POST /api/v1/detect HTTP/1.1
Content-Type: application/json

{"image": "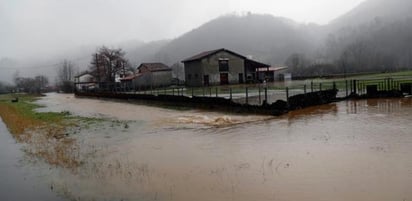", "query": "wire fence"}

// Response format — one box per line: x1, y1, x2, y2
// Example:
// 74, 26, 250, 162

75, 77, 412, 106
